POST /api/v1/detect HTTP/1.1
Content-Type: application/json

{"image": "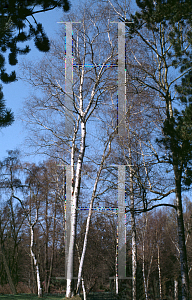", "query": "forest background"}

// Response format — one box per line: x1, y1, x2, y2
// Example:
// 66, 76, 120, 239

0, 0, 192, 300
